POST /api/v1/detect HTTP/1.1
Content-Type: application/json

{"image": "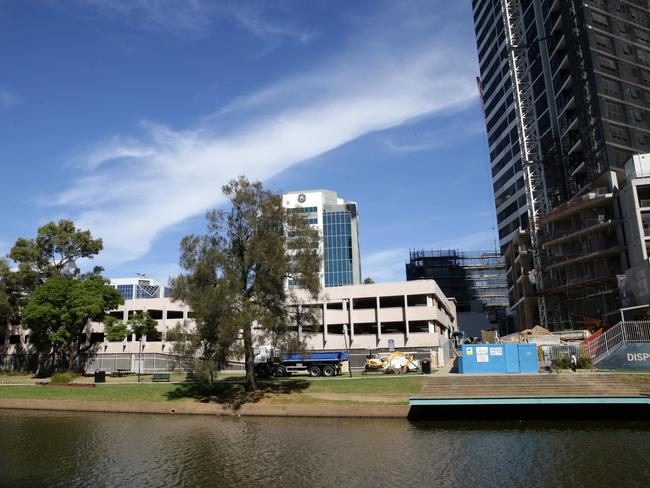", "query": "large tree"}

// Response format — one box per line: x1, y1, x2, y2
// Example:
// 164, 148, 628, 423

171, 176, 321, 391
22, 275, 123, 371
128, 312, 159, 340
9, 219, 103, 286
